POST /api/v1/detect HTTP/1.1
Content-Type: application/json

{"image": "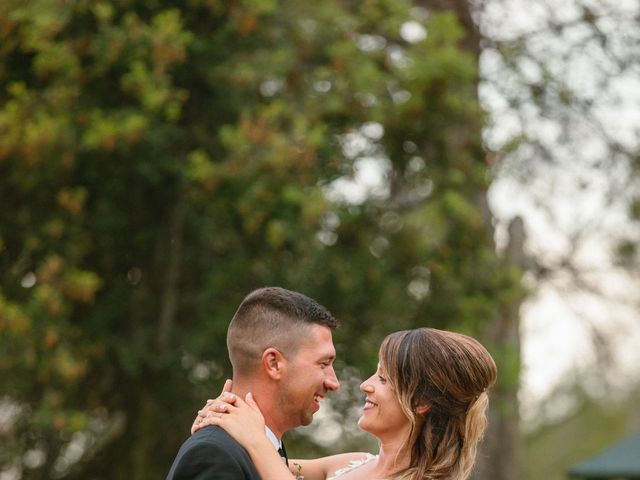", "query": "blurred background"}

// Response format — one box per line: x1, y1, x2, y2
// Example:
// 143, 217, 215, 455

1, 0, 639, 479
